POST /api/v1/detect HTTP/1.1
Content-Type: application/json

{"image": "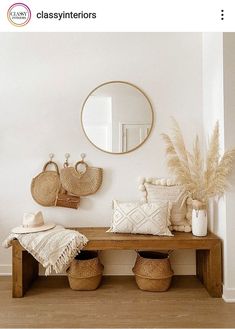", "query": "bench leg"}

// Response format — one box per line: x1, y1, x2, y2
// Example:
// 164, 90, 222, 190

12, 243, 39, 298
196, 242, 222, 297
